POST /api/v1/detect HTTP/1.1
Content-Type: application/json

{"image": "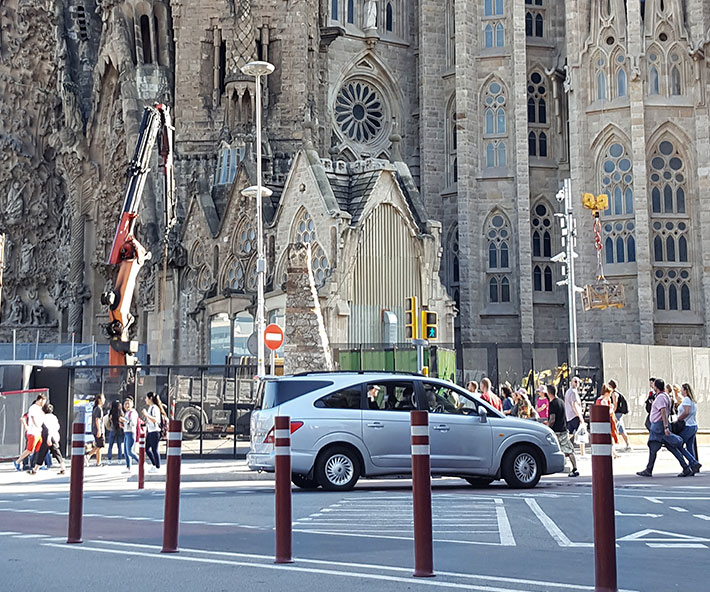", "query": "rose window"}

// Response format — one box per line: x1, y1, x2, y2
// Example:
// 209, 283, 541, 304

335, 81, 384, 143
